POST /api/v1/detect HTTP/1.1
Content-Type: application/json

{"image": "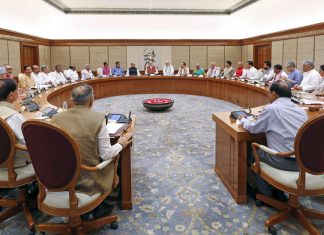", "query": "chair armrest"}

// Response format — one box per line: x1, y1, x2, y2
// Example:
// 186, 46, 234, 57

15, 144, 28, 151
81, 159, 112, 172
258, 145, 279, 155
251, 143, 295, 174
